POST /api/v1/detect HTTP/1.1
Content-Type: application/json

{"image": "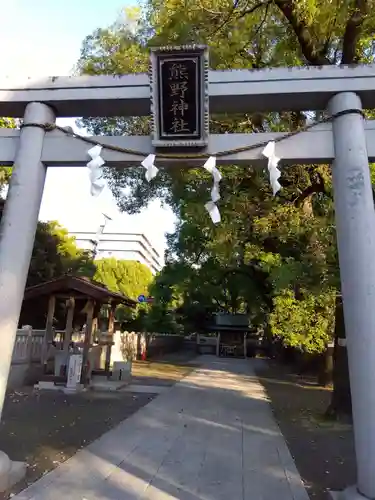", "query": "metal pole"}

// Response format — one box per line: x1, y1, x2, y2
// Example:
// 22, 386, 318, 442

0, 102, 55, 421
329, 92, 375, 500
